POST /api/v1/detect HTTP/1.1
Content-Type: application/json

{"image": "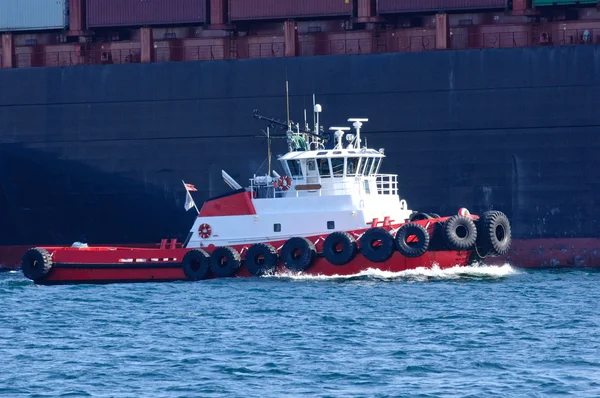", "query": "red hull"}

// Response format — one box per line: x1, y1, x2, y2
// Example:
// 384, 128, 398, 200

5, 238, 600, 272
38, 250, 472, 285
